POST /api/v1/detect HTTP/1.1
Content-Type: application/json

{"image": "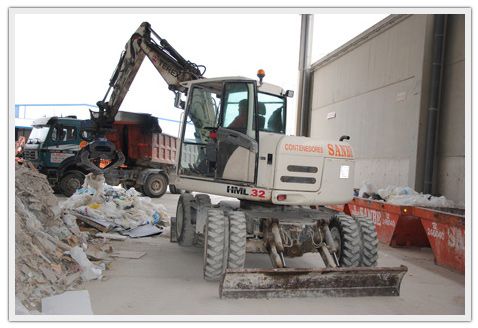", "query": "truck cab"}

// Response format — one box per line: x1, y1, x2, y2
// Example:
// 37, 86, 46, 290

22, 113, 177, 197
23, 116, 85, 193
